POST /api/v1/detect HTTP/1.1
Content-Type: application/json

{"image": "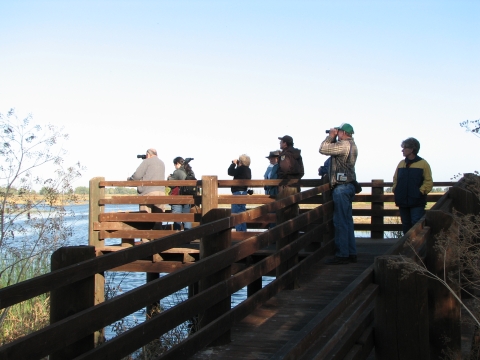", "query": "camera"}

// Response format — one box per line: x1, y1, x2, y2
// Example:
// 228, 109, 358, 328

336, 172, 347, 182
325, 130, 330, 134
137, 154, 146, 159
184, 157, 194, 164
